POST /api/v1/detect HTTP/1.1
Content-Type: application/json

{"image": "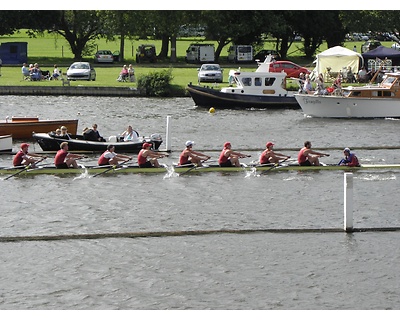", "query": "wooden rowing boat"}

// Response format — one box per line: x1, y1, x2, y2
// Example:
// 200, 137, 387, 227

0, 117, 78, 139
2, 163, 400, 176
